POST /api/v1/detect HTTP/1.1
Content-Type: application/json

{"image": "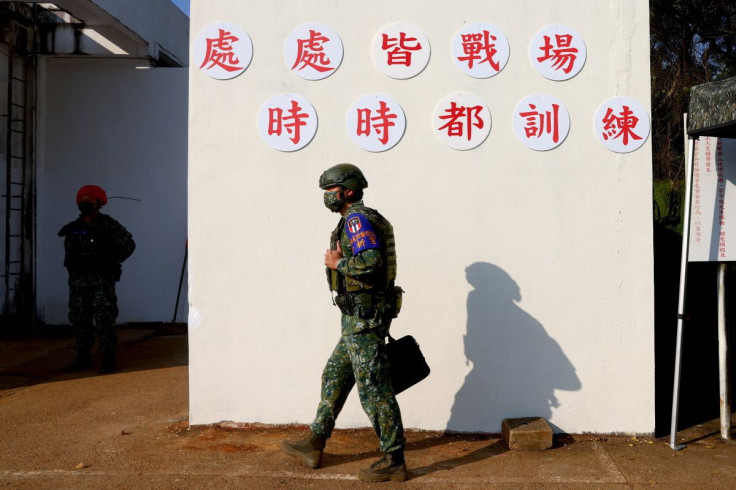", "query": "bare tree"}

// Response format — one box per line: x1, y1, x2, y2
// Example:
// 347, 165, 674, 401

650, 0, 736, 184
